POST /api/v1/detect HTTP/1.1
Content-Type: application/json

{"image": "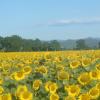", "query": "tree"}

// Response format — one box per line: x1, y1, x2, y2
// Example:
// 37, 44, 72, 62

1, 35, 23, 51
0, 35, 62, 52
0, 36, 3, 50
32, 39, 42, 51
98, 42, 100, 49
75, 39, 89, 50
50, 40, 61, 51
